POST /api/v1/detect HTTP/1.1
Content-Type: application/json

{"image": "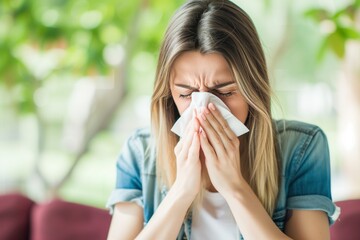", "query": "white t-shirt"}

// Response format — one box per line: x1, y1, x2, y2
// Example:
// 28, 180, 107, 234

190, 191, 239, 240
